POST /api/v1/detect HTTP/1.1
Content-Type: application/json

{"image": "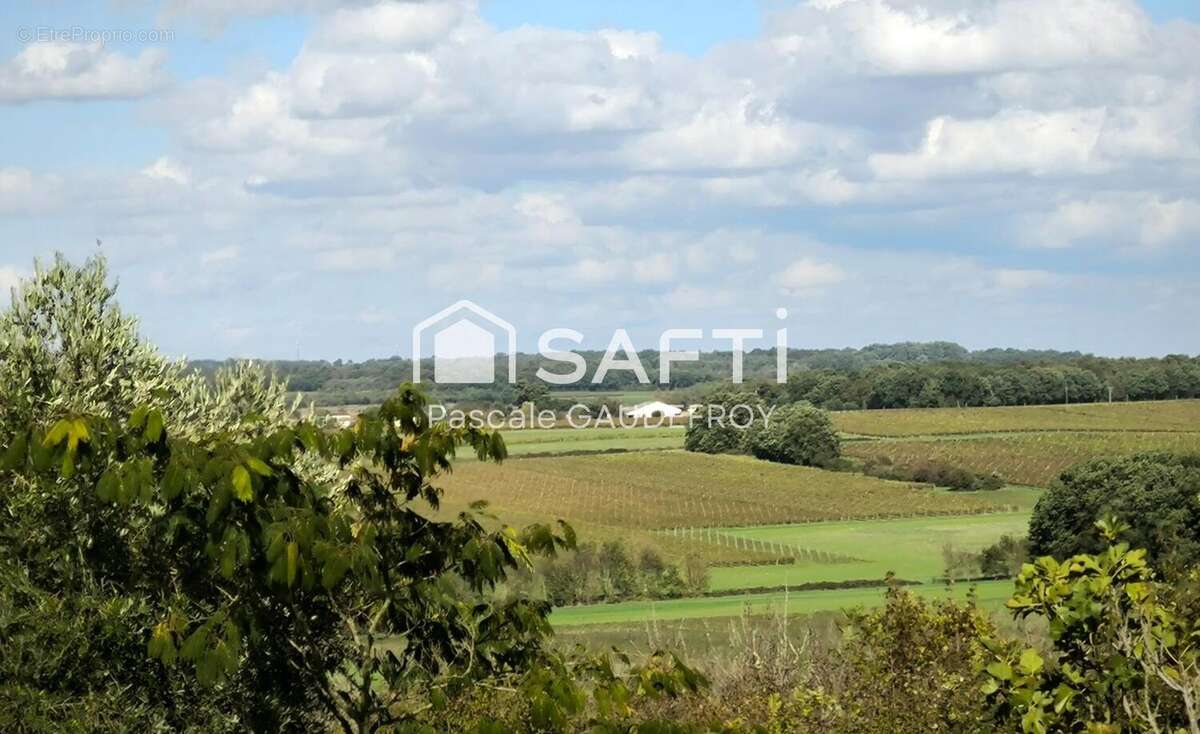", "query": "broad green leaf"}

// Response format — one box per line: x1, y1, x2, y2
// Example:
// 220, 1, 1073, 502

144, 409, 164, 443
986, 661, 1013, 681
245, 456, 274, 477
231, 465, 253, 502
43, 419, 71, 448
96, 468, 119, 502
161, 460, 185, 501
129, 405, 149, 431
1019, 648, 1044, 675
